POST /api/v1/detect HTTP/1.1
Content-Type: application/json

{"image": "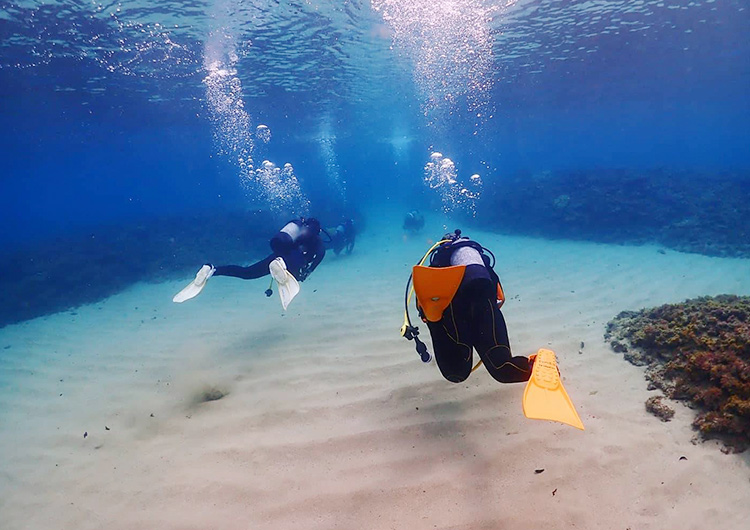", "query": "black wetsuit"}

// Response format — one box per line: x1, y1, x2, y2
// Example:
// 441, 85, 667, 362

331, 220, 355, 255
422, 239, 531, 384
213, 220, 326, 282
403, 210, 424, 232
